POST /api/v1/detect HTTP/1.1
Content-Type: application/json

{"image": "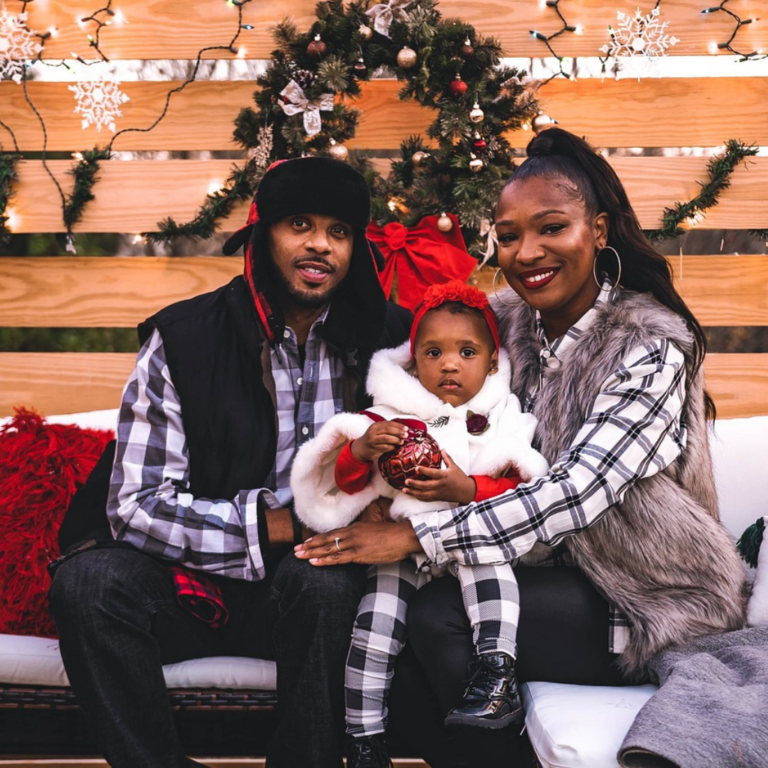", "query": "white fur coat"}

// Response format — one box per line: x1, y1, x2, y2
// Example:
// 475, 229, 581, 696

290, 341, 549, 533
